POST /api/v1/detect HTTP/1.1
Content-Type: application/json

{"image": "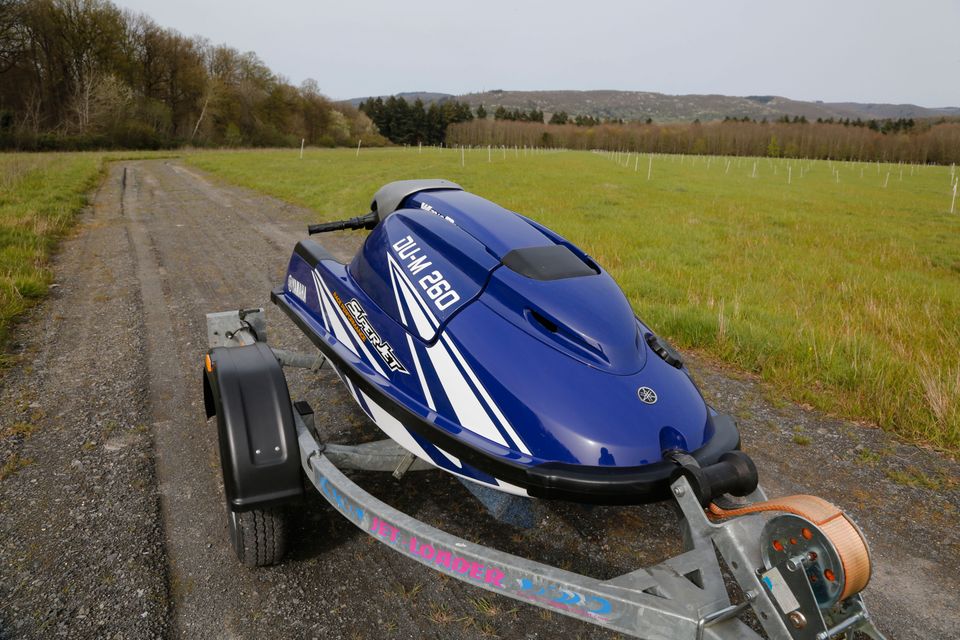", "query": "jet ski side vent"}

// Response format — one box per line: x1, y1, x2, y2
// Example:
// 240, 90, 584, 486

526, 308, 610, 365
529, 309, 558, 333
646, 333, 684, 368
